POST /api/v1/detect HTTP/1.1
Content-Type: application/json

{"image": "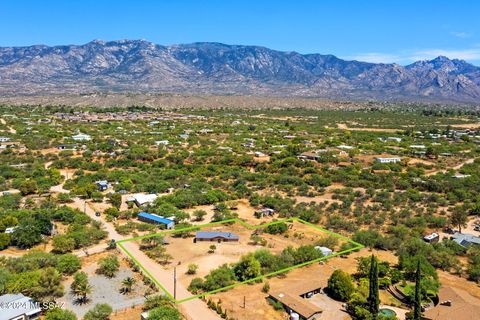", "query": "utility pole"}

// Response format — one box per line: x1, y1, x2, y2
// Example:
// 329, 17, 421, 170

174, 267, 177, 300
243, 296, 246, 309
84, 200, 86, 214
